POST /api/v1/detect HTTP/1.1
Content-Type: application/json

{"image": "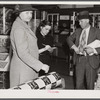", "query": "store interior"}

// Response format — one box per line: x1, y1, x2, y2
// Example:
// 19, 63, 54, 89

0, 4, 100, 89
